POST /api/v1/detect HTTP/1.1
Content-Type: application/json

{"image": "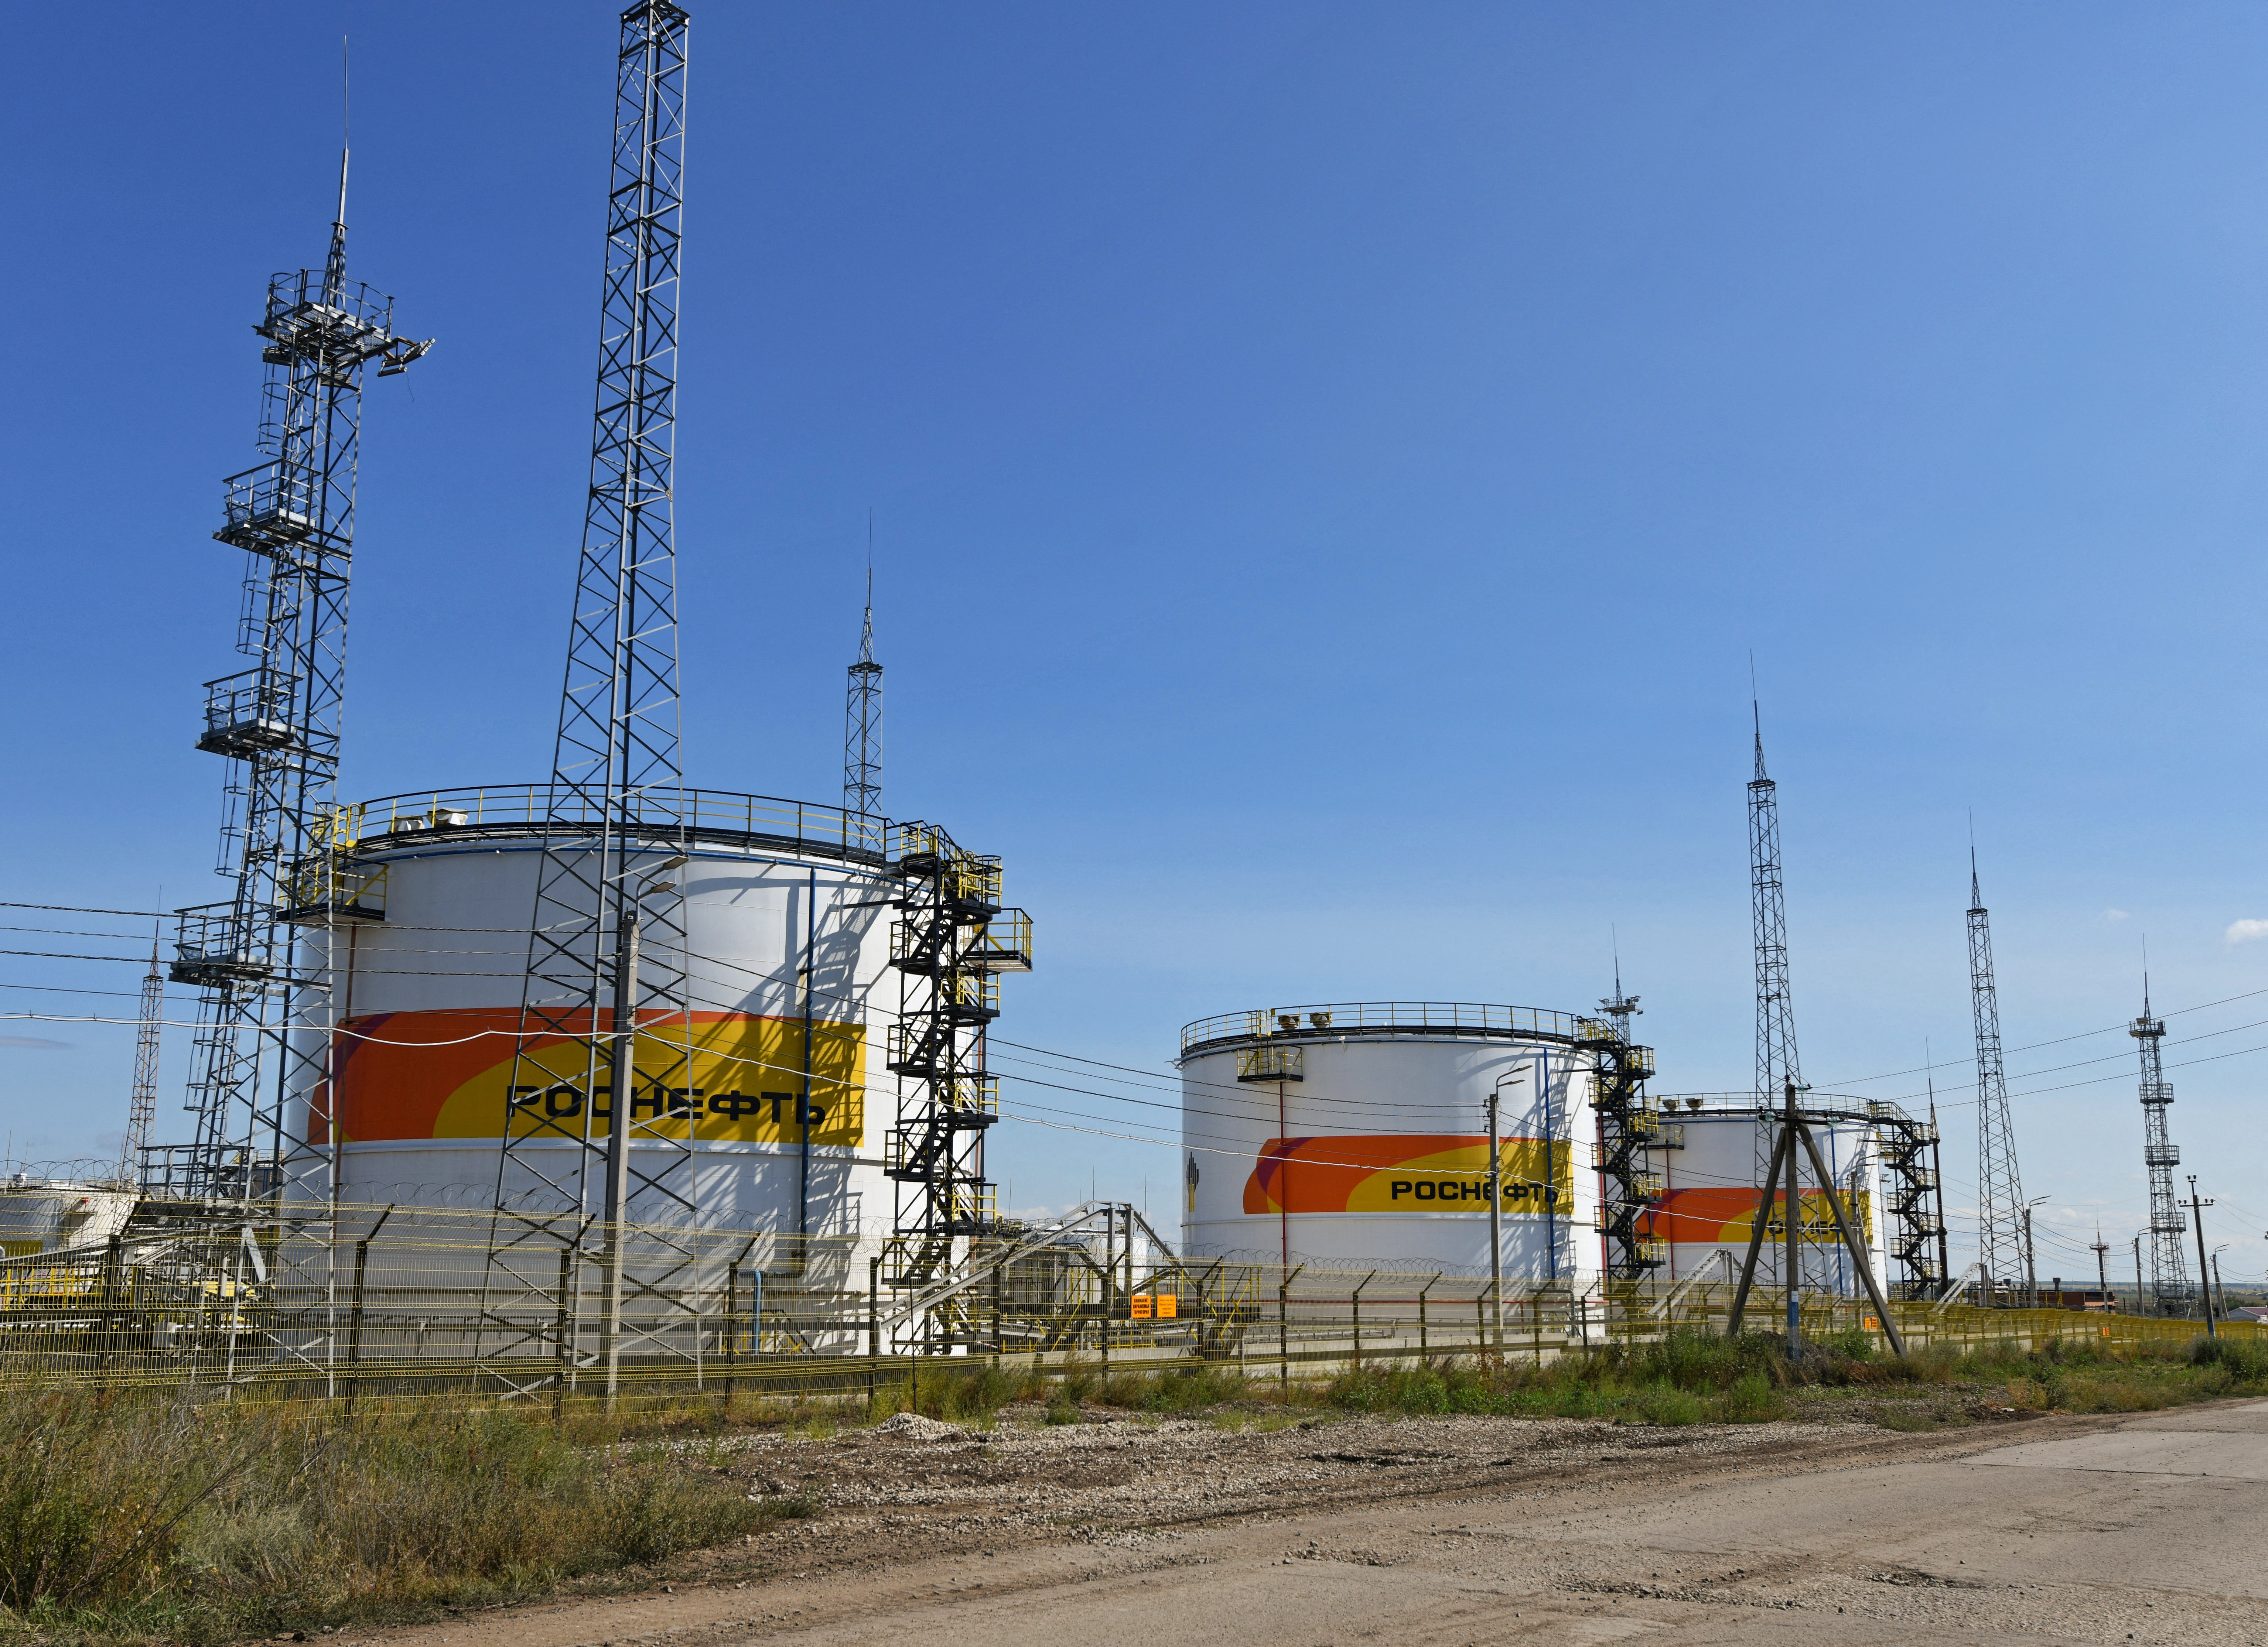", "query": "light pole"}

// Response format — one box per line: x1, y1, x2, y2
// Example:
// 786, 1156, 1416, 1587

2019, 1197, 2048, 1310
1486, 1069, 1528, 1353
600, 851, 689, 1408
